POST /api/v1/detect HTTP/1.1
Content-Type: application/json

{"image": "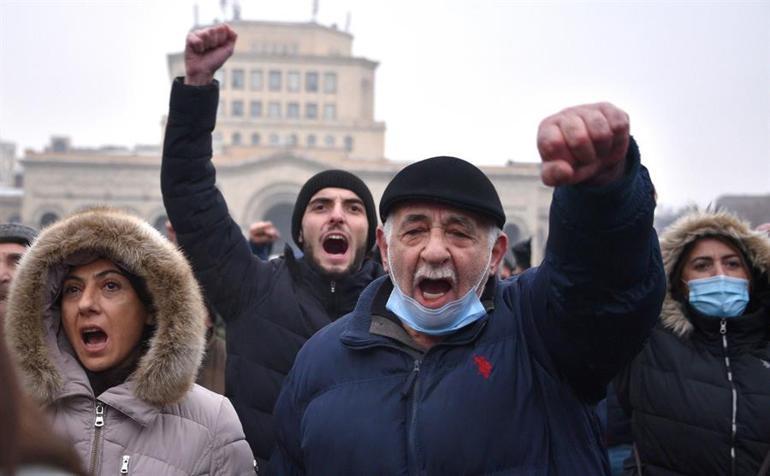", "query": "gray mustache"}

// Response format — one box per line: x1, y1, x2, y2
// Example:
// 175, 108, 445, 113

414, 264, 456, 285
